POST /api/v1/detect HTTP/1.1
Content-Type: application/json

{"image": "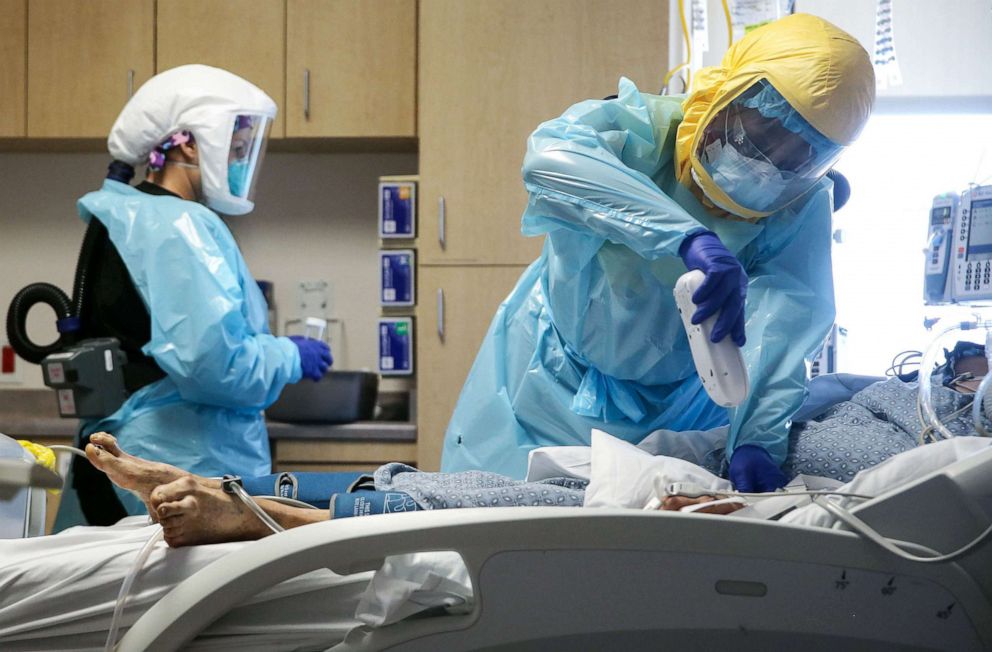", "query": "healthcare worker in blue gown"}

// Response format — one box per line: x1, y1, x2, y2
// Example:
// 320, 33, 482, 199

441, 14, 876, 491
55, 65, 331, 528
